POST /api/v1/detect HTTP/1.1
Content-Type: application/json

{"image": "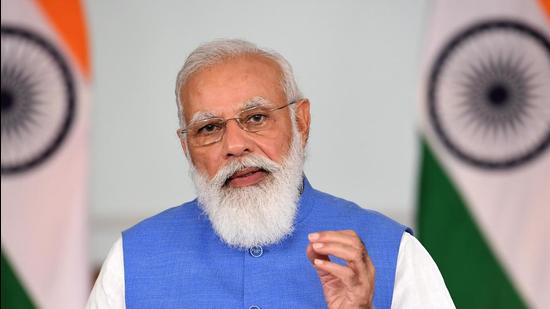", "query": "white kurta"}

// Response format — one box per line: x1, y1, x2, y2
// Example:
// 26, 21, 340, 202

88, 233, 455, 308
